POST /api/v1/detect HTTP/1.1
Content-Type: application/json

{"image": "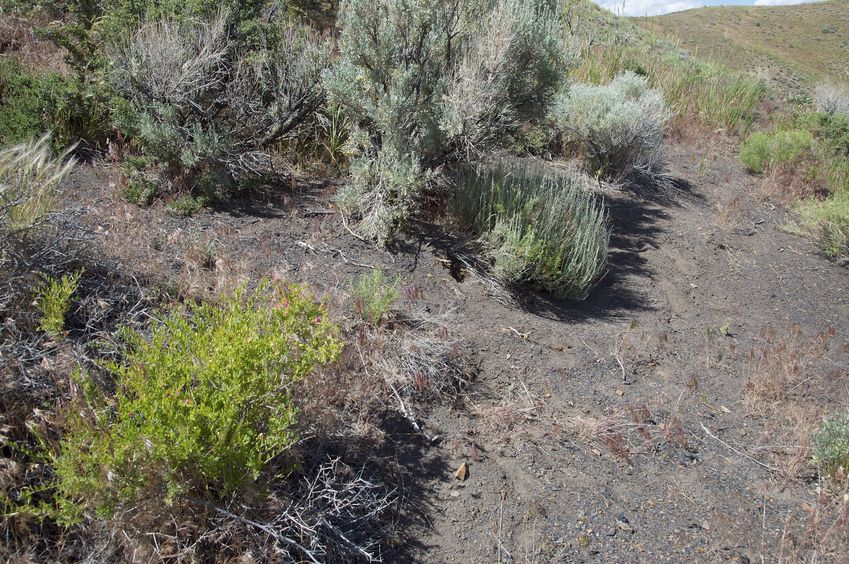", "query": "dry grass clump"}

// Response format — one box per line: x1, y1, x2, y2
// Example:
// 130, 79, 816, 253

742, 325, 849, 484
814, 83, 849, 117
468, 380, 545, 443
569, 404, 689, 462
744, 325, 839, 408
0, 135, 74, 230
